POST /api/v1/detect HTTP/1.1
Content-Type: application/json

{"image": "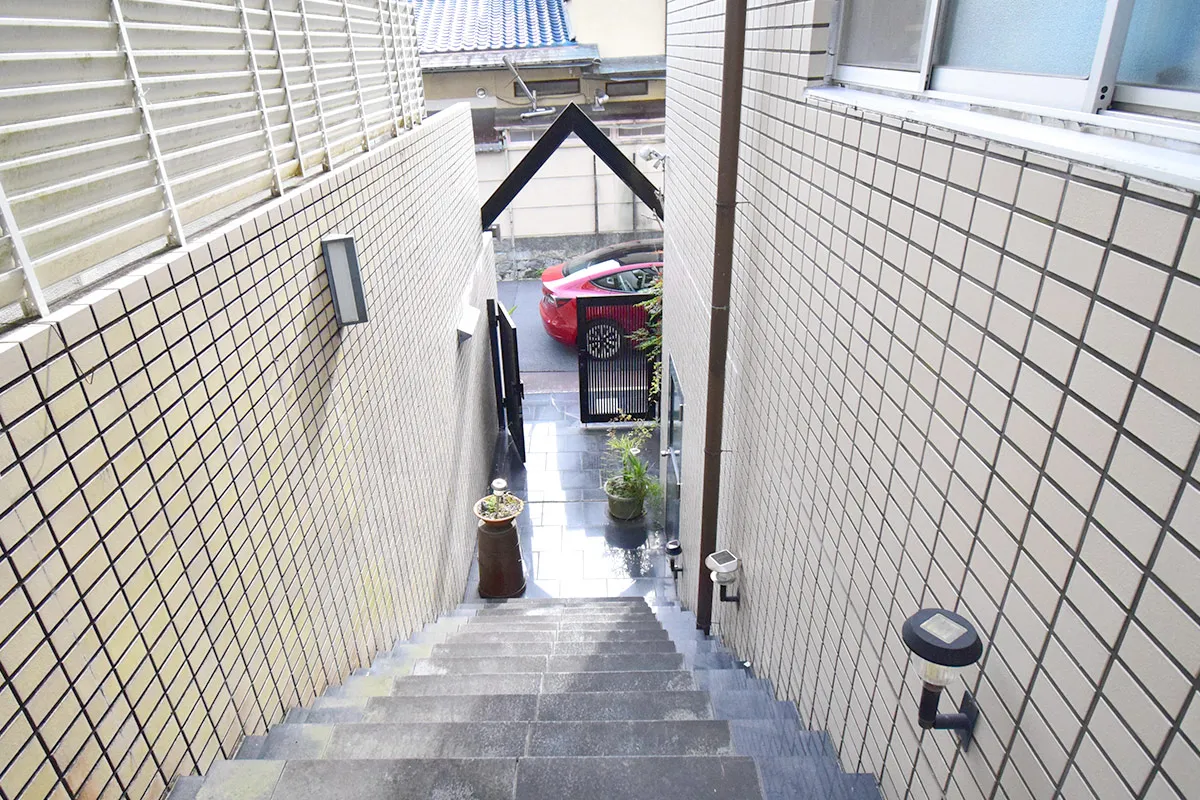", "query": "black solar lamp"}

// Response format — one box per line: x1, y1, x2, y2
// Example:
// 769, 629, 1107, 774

665, 539, 683, 578
902, 608, 983, 750
321, 234, 368, 325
